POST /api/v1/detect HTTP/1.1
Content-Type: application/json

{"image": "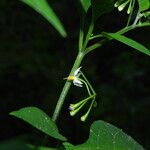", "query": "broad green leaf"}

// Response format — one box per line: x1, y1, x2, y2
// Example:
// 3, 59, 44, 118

20, 0, 67, 37
10, 107, 67, 141
80, 0, 91, 12
103, 32, 150, 56
91, 0, 114, 21
63, 120, 144, 150
138, 0, 150, 12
